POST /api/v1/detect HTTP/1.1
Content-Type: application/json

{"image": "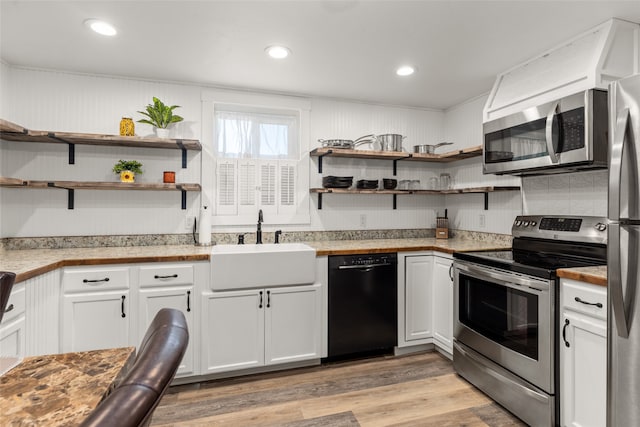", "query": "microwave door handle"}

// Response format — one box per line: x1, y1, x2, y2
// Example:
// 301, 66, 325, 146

545, 101, 560, 163
609, 223, 630, 338
609, 108, 630, 221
